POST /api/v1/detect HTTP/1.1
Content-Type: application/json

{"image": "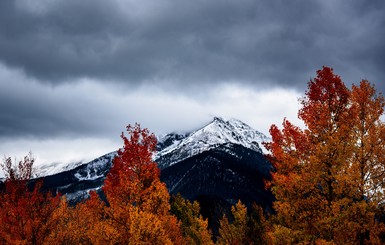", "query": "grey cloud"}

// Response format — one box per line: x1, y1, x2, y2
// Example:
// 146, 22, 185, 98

3, 0, 385, 164
0, 84, 100, 139
0, 67, 121, 139
0, 0, 384, 92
